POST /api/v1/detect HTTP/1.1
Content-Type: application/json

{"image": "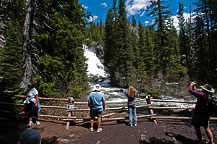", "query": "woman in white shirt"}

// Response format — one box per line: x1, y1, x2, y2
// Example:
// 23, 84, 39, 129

24, 82, 40, 126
